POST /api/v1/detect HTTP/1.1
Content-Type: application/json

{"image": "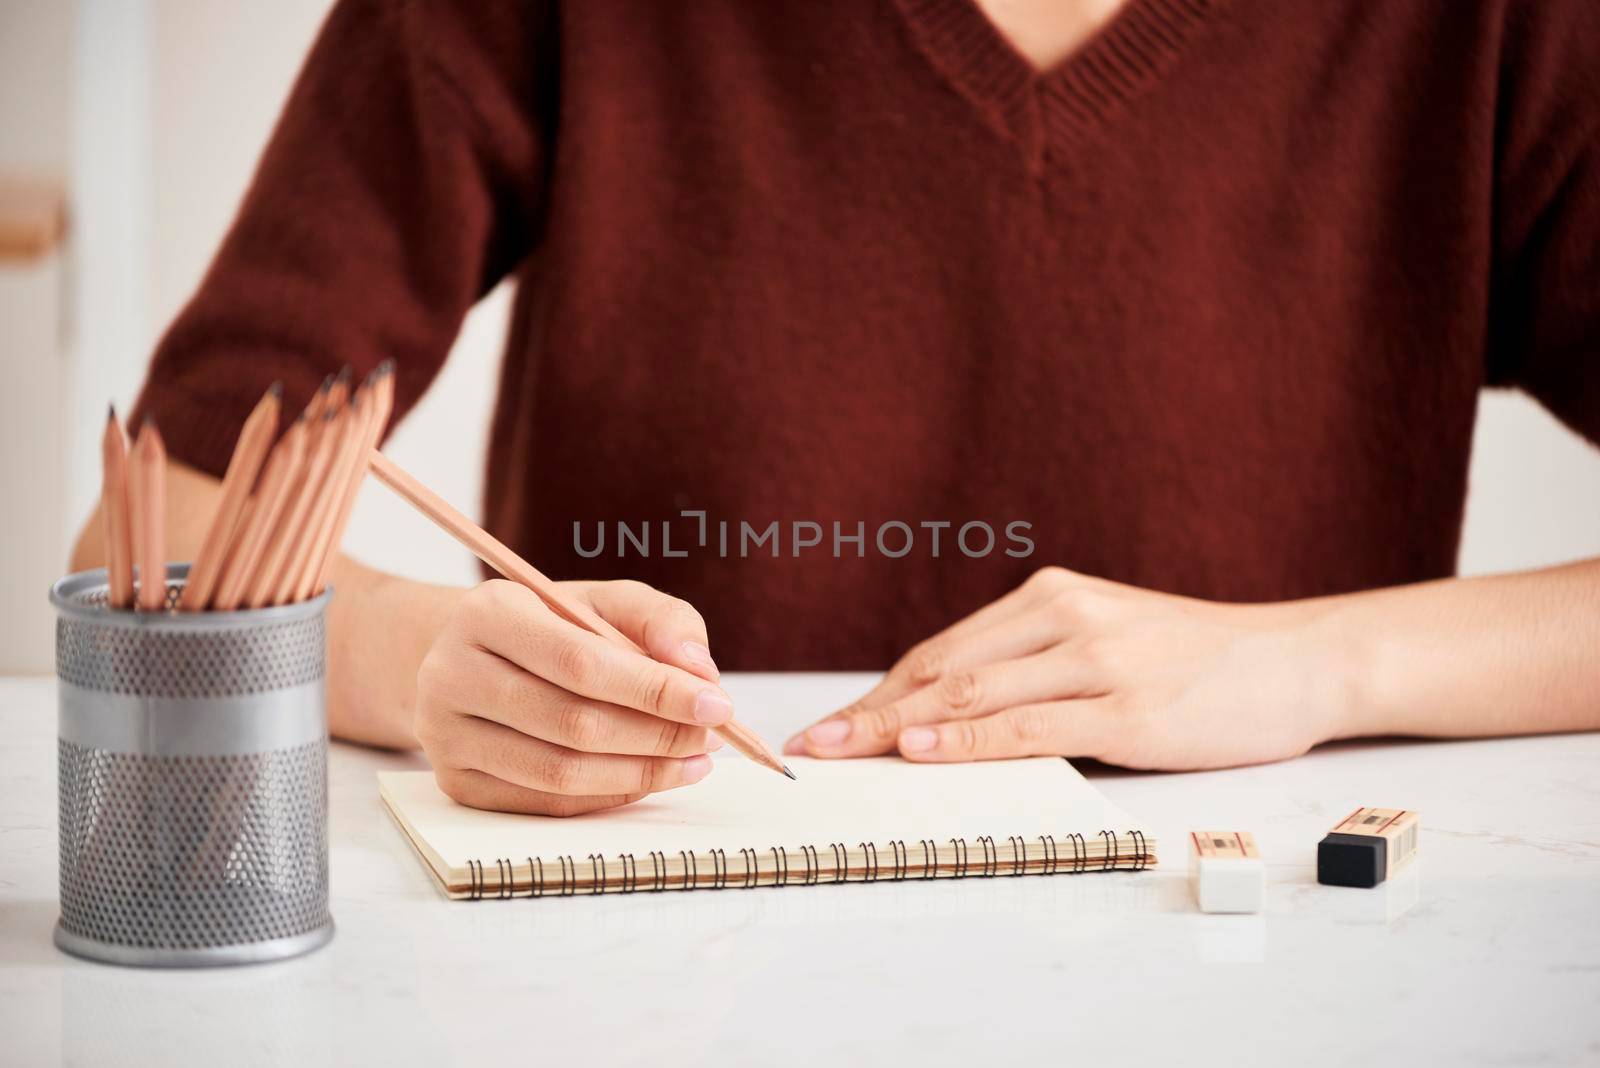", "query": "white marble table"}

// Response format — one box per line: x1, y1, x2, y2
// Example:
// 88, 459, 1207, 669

2, 673, 1597, 1067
